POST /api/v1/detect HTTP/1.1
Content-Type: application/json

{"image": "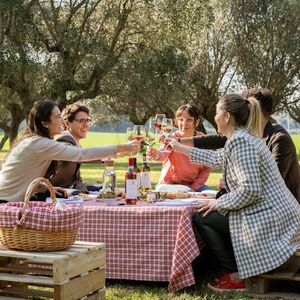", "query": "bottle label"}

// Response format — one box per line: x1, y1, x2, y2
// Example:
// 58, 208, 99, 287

141, 172, 151, 189
126, 179, 138, 199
